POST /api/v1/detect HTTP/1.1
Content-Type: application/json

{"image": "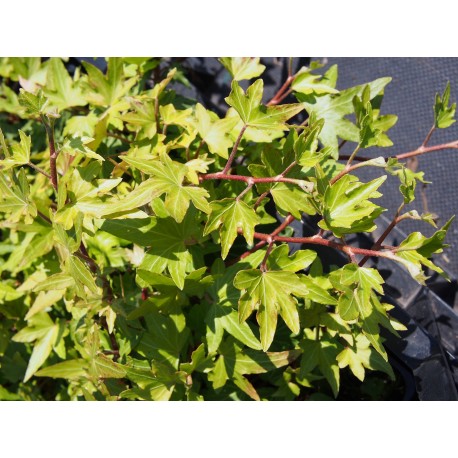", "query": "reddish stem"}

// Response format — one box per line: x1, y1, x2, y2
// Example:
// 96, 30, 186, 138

231, 214, 296, 265
250, 231, 395, 260
201, 172, 304, 186
359, 205, 404, 267
222, 125, 247, 174
267, 75, 294, 106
